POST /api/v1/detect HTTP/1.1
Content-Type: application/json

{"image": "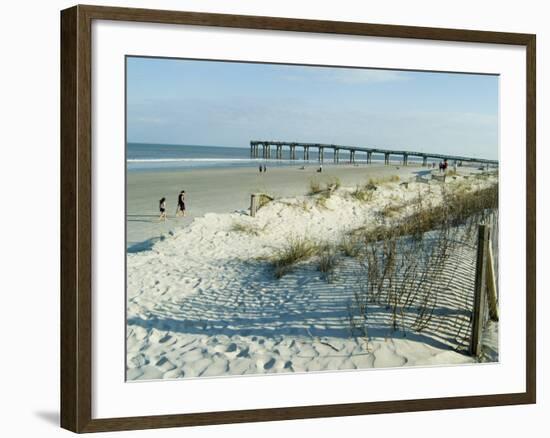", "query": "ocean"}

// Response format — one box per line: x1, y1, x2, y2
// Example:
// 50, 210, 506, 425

126, 142, 427, 172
